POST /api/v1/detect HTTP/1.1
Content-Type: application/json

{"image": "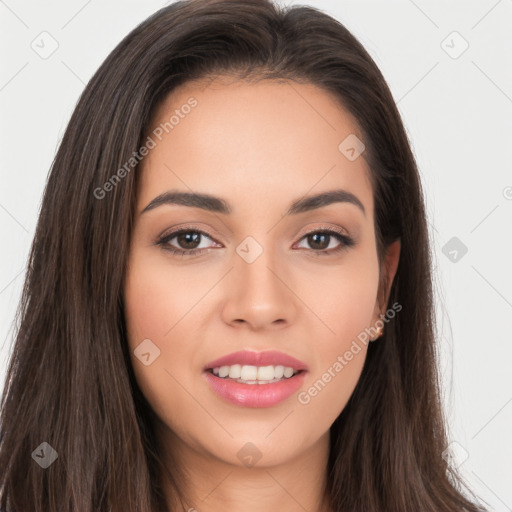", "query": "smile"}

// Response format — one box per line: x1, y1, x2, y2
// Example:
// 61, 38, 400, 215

203, 349, 309, 407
